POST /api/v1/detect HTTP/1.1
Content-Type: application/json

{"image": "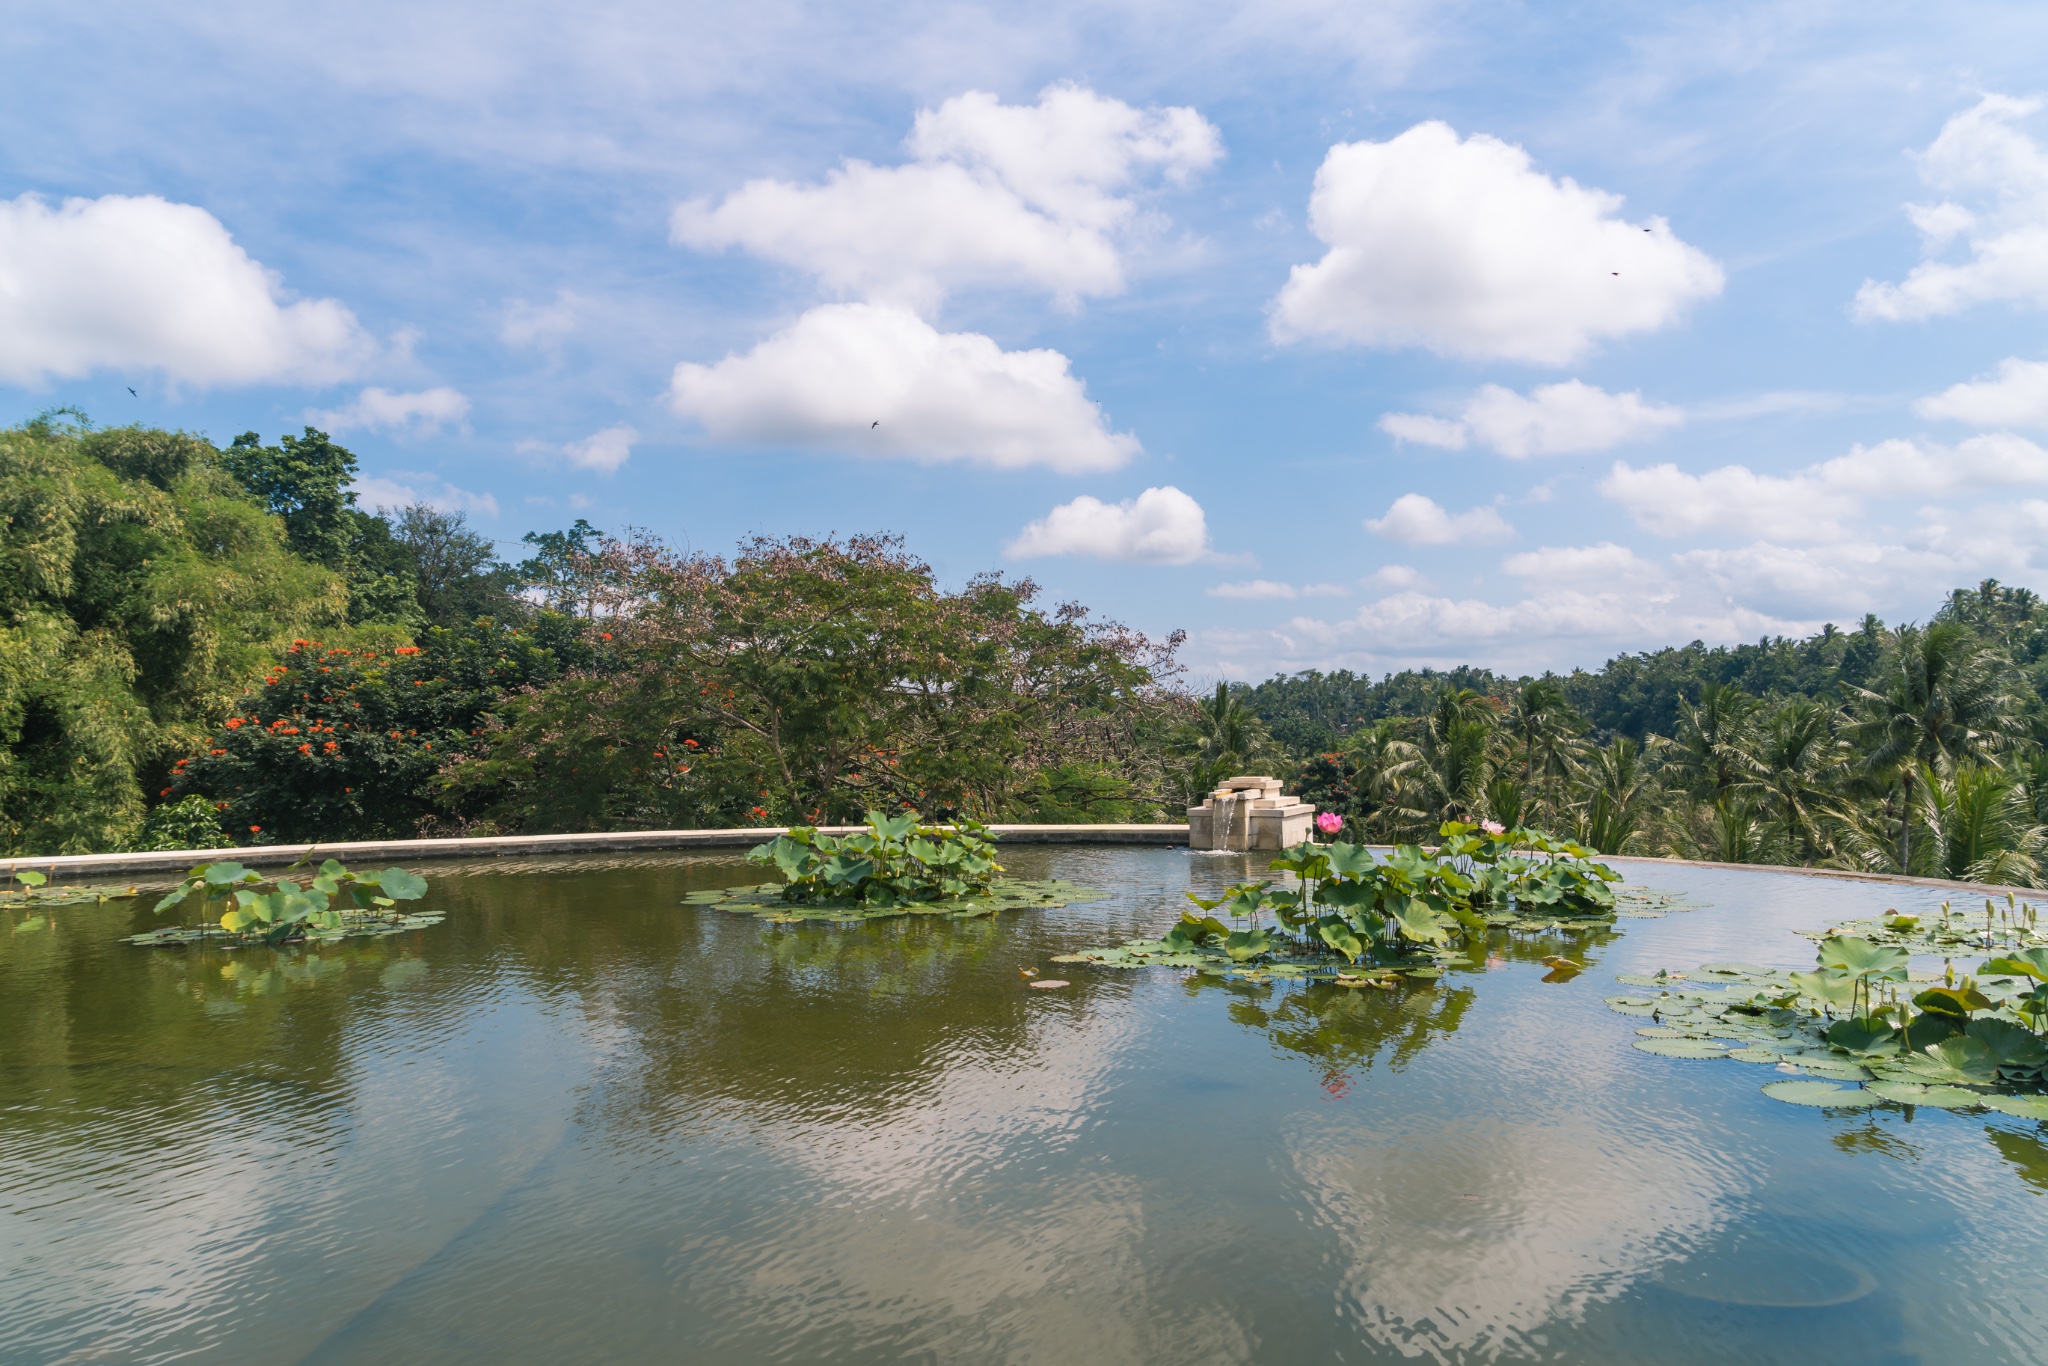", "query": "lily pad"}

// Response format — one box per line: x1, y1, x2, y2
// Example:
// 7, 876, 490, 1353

1634, 1039, 1730, 1058
1864, 1081, 1982, 1109
1983, 1094, 2048, 1121
1762, 1080, 1877, 1108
